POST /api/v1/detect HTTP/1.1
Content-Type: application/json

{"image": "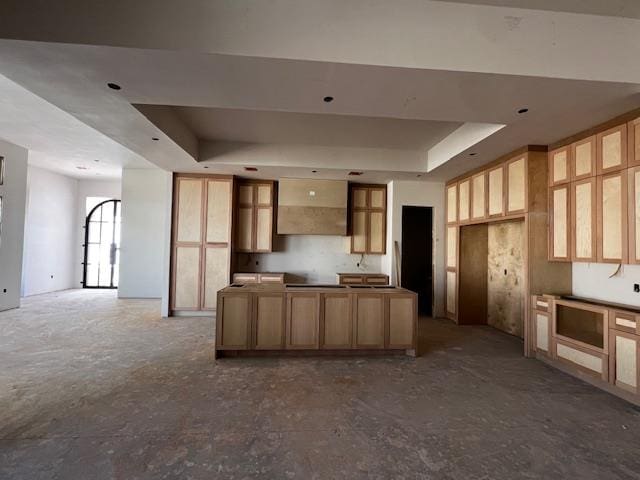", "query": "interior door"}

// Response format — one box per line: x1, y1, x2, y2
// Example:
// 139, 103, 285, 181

83, 199, 121, 288
401, 206, 433, 316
